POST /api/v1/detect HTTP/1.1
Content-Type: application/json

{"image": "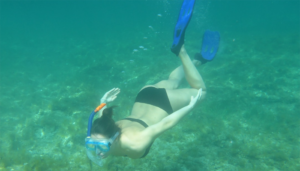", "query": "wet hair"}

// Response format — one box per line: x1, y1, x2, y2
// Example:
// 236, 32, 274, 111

91, 106, 121, 138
